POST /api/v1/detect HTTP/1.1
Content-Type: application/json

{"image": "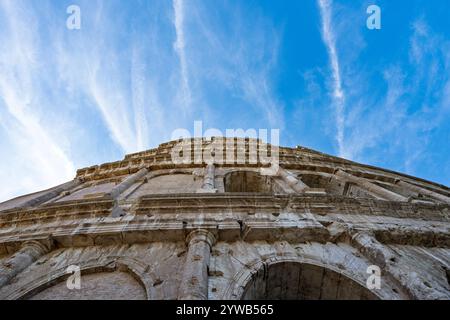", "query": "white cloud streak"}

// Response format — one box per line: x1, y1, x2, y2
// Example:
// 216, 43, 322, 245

2, 0, 390, 203
317, 0, 346, 157
312, 6, 450, 182
173, 0, 192, 109
54, 3, 167, 154
131, 46, 150, 151
188, 2, 284, 129
79, 9, 147, 154
0, 0, 75, 201
88, 76, 138, 154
